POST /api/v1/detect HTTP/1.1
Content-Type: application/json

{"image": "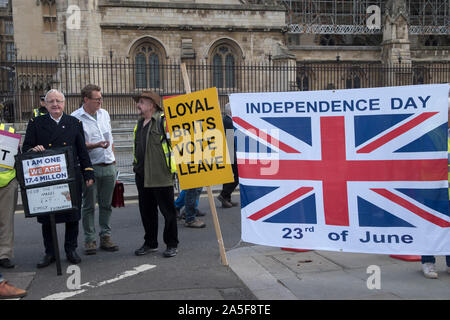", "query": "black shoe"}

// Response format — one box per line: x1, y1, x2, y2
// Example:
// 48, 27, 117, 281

66, 251, 81, 264
163, 247, 177, 258
37, 254, 56, 268
217, 194, 233, 208
135, 244, 158, 256
0, 258, 15, 269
